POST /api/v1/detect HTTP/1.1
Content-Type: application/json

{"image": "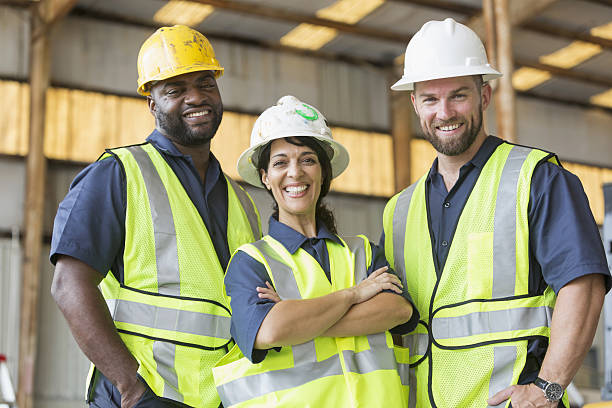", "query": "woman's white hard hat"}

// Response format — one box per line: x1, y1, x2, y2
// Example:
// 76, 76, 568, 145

392, 18, 502, 91
237, 95, 350, 187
